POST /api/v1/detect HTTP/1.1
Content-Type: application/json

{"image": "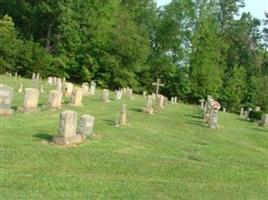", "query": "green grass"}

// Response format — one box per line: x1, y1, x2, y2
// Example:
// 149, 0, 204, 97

0, 75, 268, 199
